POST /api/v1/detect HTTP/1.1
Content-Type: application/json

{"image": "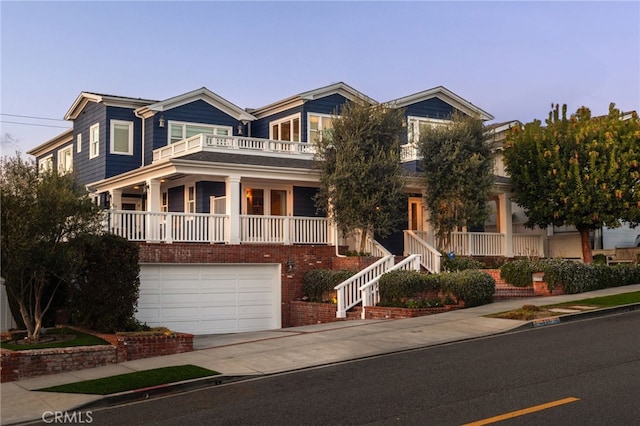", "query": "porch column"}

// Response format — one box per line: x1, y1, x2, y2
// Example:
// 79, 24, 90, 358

146, 179, 161, 212
226, 175, 241, 244
109, 188, 122, 210
497, 193, 514, 257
